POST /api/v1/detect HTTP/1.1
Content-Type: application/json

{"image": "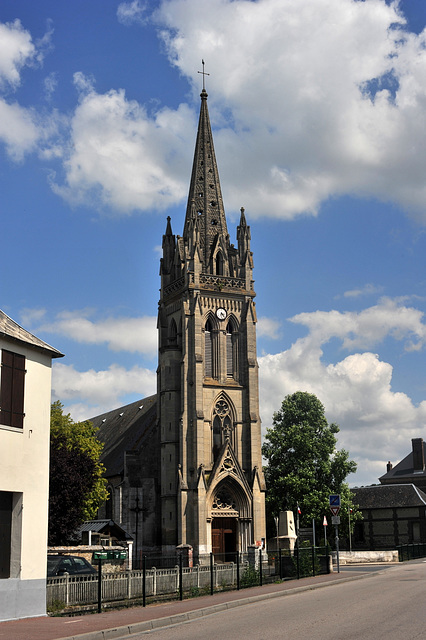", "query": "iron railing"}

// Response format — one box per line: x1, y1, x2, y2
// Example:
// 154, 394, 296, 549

47, 547, 330, 612
397, 543, 426, 562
